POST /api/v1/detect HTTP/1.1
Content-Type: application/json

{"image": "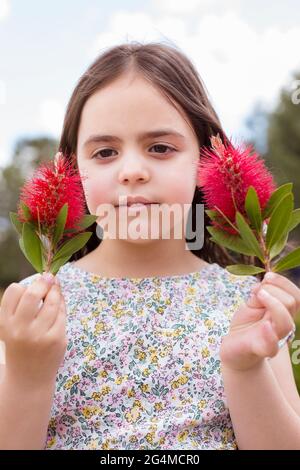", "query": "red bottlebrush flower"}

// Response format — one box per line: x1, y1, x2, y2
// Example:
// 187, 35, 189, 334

11, 151, 97, 274
197, 135, 276, 233
17, 152, 86, 233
